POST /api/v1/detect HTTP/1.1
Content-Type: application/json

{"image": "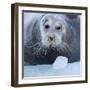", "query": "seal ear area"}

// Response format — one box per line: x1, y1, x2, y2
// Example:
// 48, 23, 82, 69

62, 25, 75, 45
31, 19, 42, 44
24, 19, 38, 45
